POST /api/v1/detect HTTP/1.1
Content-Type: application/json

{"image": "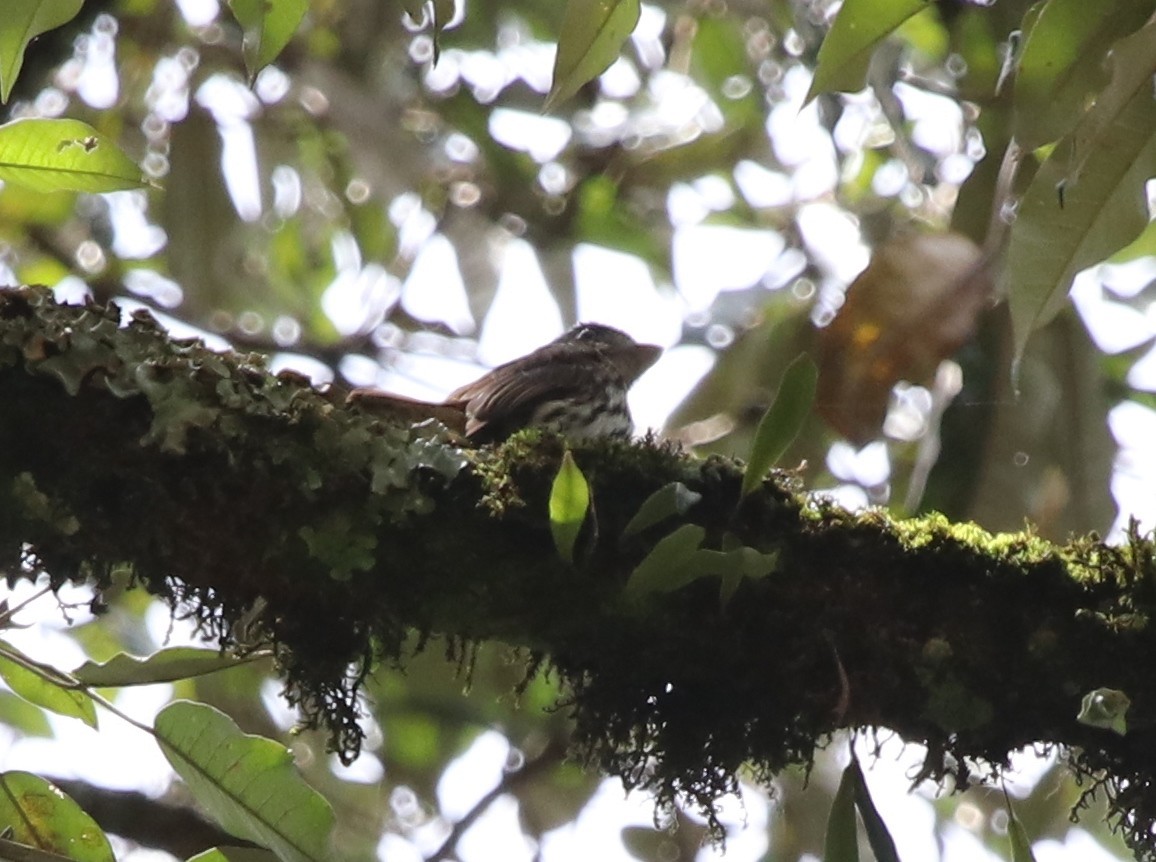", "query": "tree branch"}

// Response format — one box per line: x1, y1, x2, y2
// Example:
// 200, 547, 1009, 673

3, 286, 1156, 855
